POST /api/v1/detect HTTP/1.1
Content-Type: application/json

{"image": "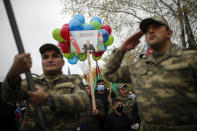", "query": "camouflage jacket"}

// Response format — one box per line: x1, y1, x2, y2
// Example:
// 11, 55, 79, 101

103, 44, 197, 131
2, 73, 89, 131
